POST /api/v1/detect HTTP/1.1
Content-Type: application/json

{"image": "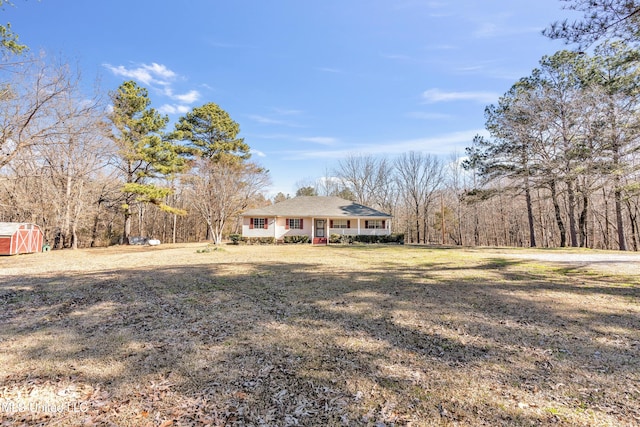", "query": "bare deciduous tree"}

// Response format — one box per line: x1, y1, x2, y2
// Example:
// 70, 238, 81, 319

187, 158, 270, 244
394, 152, 444, 243
0, 56, 72, 170
38, 86, 113, 248
335, 154, 395, 210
